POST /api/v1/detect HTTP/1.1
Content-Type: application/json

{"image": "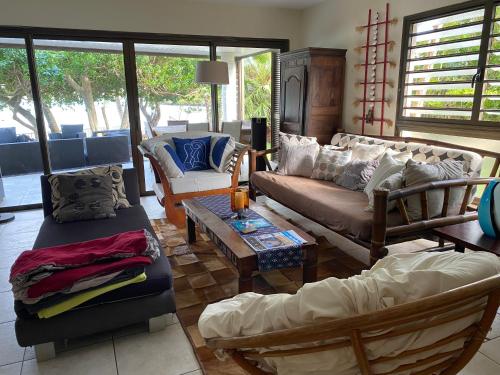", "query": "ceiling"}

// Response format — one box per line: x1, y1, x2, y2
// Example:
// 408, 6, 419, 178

192, 0, 325, 10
